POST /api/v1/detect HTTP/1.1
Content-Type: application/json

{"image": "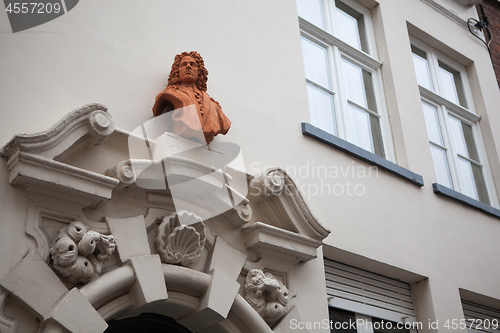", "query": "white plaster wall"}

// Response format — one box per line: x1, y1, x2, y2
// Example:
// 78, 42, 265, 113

1, 0, 500, 332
